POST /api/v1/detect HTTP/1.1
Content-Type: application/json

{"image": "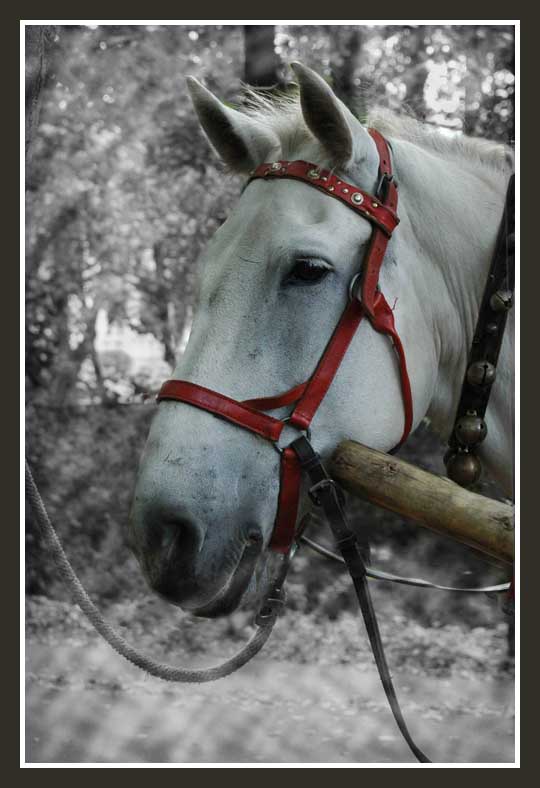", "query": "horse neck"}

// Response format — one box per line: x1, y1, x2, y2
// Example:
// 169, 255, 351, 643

393, 138, 514, 493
